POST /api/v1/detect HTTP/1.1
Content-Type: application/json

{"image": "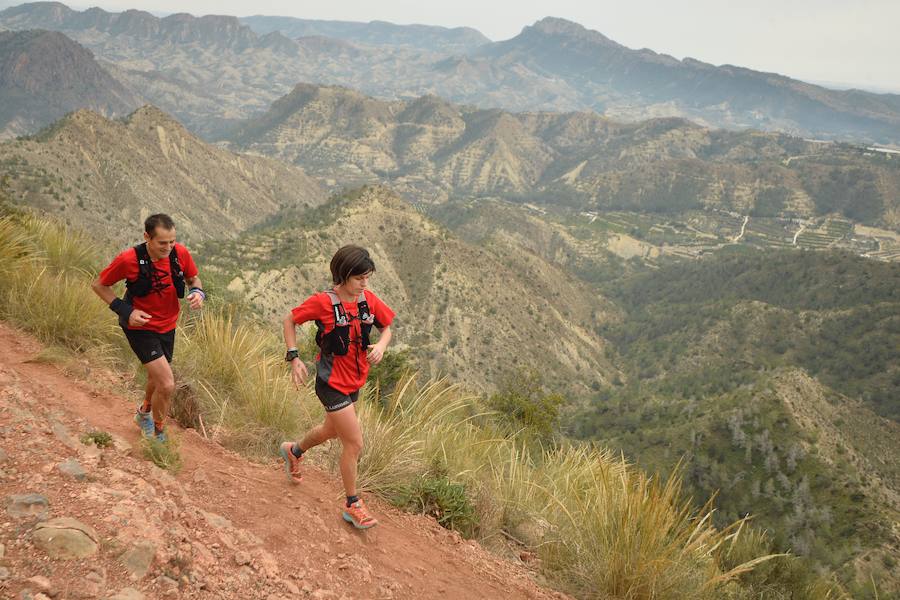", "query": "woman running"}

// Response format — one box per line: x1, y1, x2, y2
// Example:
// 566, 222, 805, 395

280, 245, 394, 529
